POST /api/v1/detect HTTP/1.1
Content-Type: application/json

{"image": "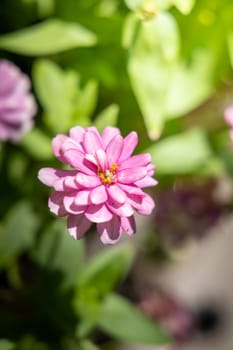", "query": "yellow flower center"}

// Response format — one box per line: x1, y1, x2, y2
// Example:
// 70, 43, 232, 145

98, 163, 118, 185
